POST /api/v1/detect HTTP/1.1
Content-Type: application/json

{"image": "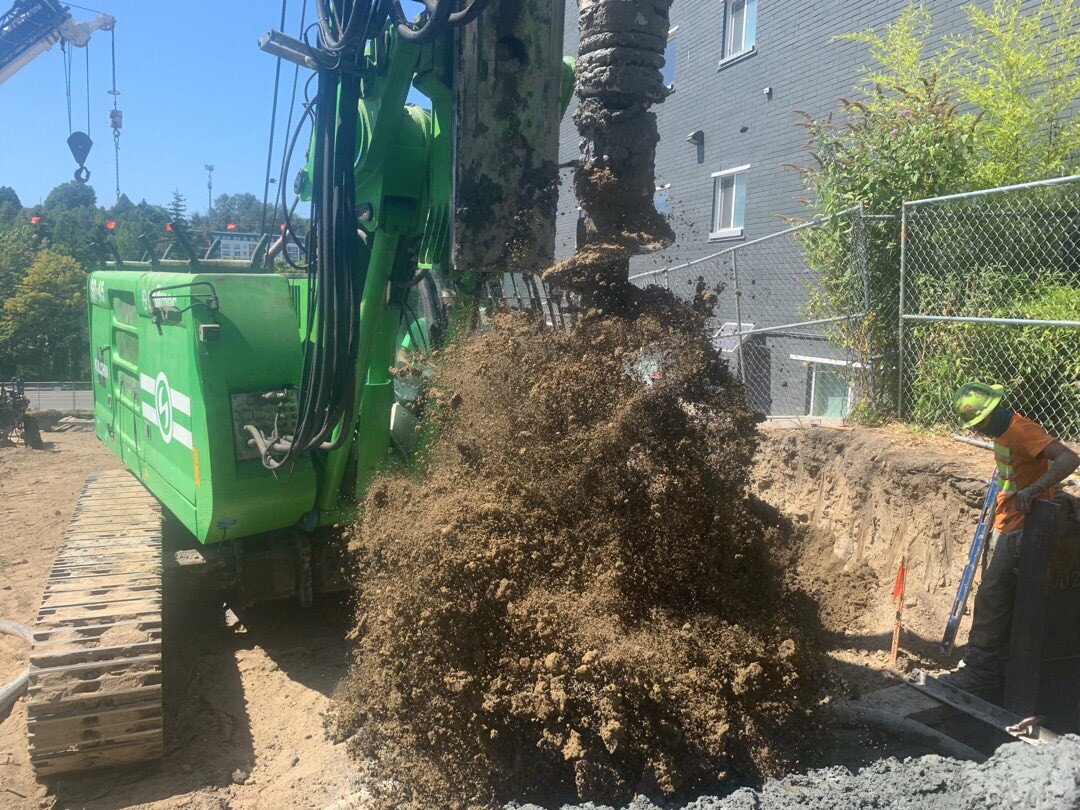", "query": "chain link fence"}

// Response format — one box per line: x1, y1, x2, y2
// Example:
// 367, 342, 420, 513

899, 175, 1080, 440
630, 207, 874, 419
